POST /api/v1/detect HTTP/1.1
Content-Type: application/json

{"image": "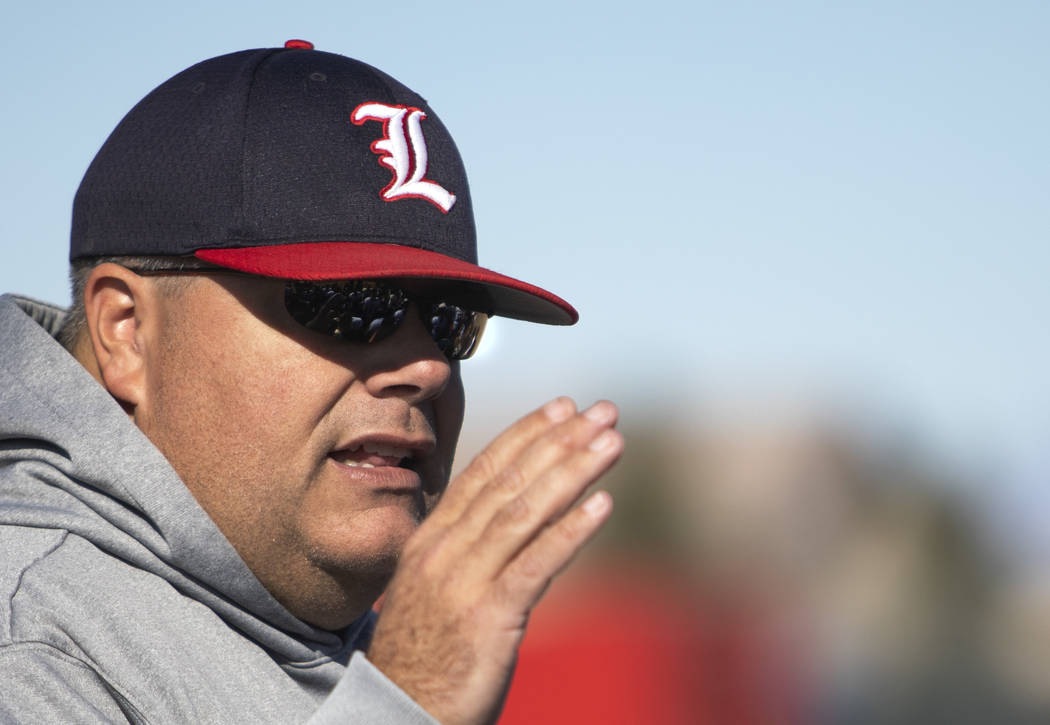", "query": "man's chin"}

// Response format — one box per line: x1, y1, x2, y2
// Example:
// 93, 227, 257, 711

307, 509, 418, 576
